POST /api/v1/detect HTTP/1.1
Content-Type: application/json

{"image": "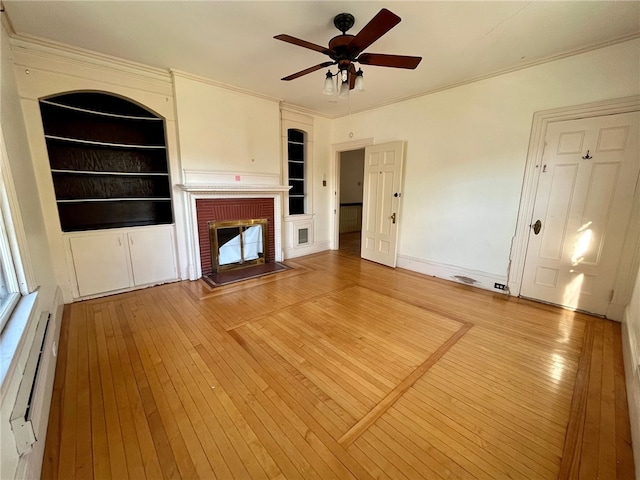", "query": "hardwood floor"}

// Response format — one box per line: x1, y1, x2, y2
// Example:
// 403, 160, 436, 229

42, 250, 635, 479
